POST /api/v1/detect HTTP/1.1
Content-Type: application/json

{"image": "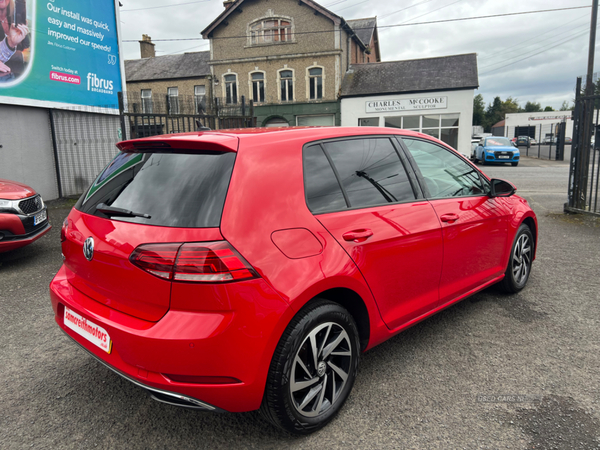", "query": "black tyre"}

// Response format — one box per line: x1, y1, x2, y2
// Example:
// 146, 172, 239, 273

499, 224, 534, 293
511, 162, 519, 167
260, 300, 360, 434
